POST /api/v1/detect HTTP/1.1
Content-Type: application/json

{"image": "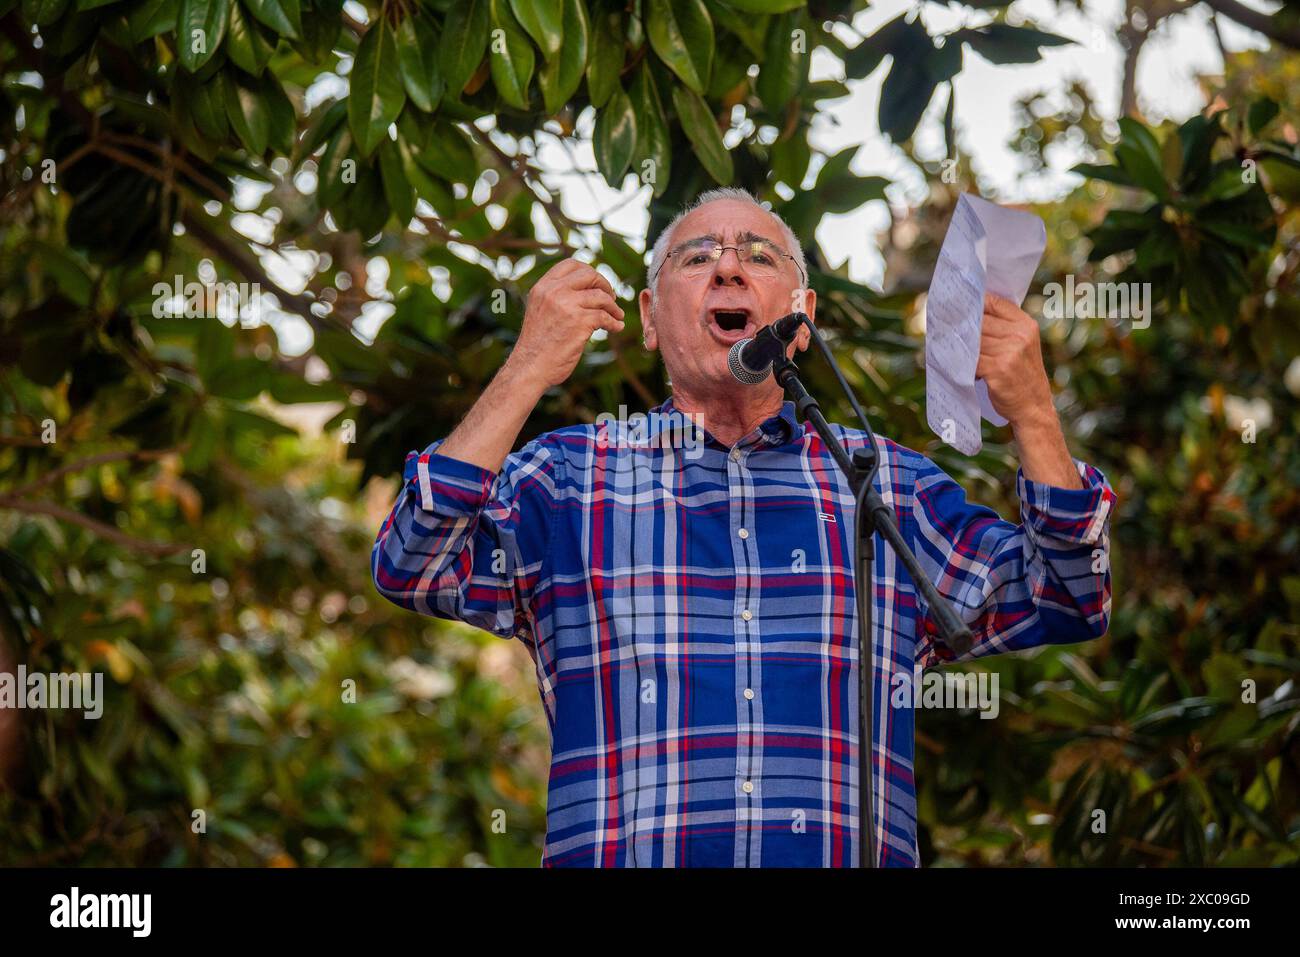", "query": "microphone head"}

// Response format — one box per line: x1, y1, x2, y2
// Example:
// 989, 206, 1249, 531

728, 339, 771, 385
